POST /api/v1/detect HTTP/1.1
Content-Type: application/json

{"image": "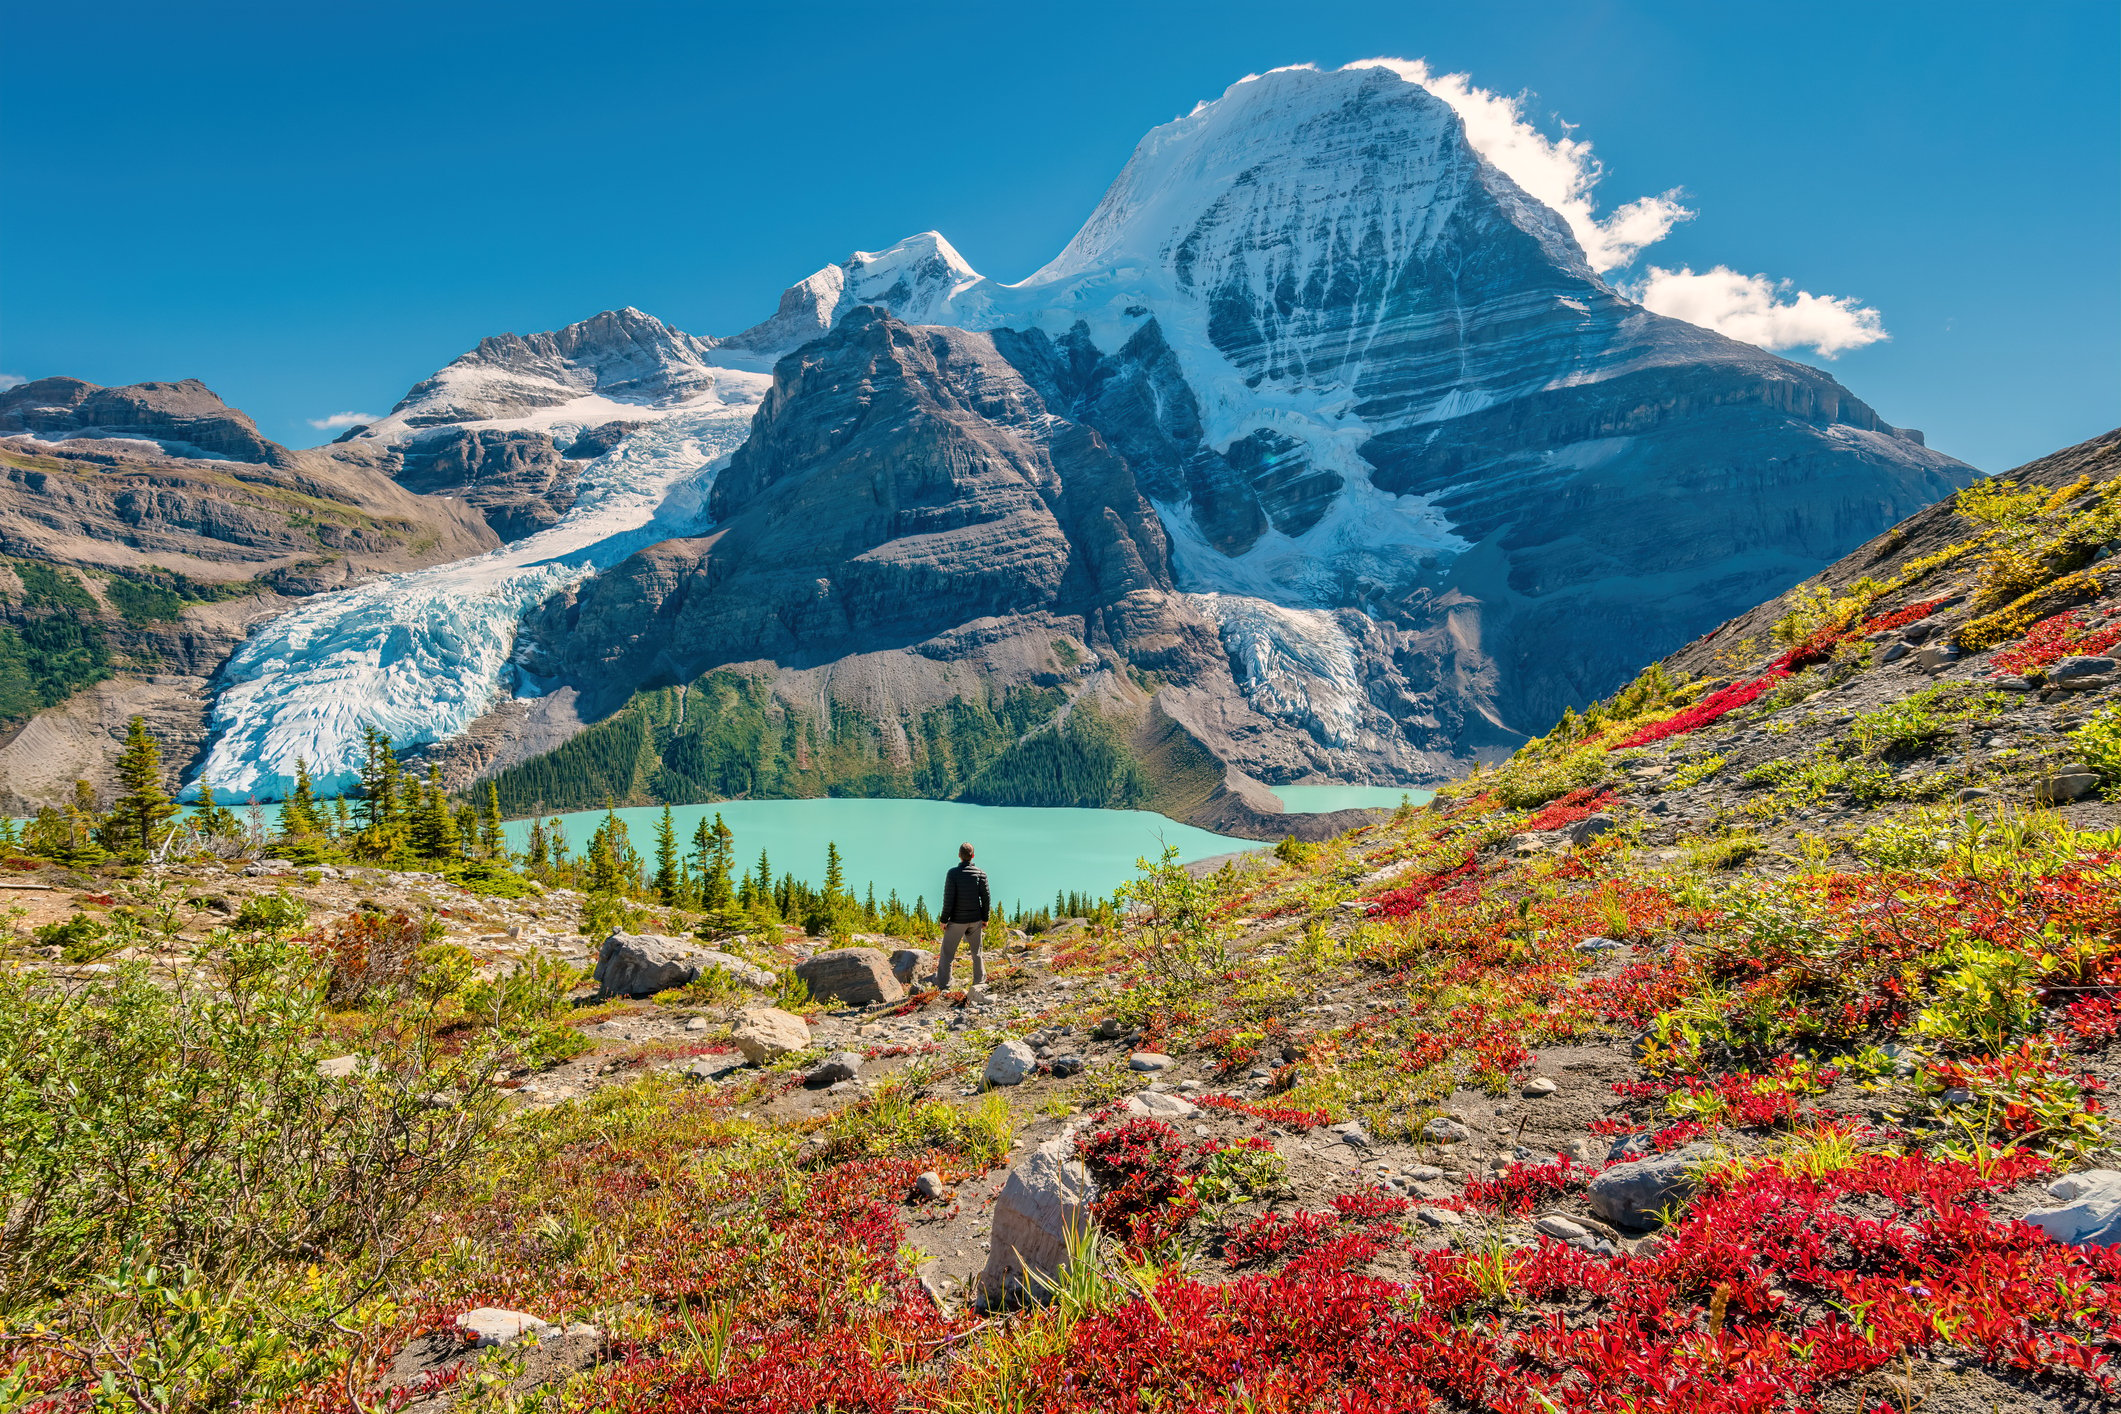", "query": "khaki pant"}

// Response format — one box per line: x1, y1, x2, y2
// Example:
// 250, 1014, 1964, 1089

937, 921, 985, 988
